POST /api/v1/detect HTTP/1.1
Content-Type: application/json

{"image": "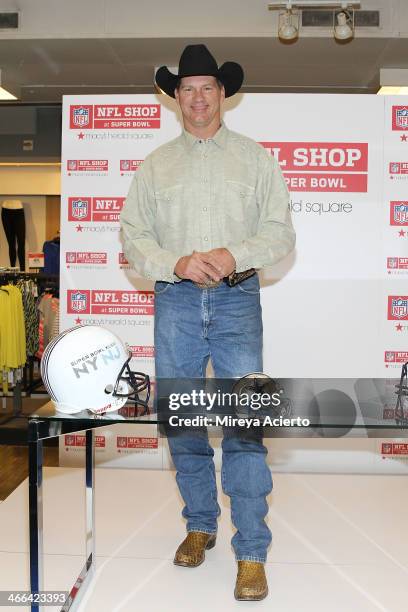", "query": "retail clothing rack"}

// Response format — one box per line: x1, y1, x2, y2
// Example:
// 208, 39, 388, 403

0, 271, 59, 425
